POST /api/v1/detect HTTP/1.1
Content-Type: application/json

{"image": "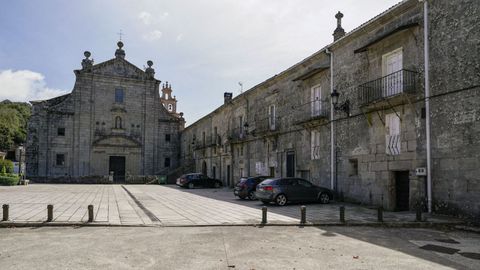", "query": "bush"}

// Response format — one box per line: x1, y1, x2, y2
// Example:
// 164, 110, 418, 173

0, 159, 14, 174
0, 175, 19, 186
